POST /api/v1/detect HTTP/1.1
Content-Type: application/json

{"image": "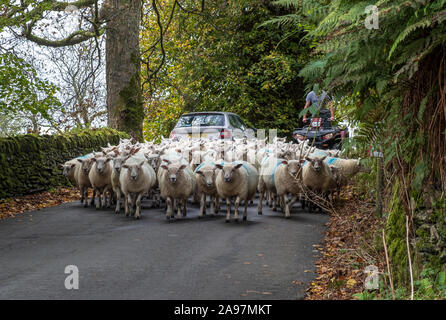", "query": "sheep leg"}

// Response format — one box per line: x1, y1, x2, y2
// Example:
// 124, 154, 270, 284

285, 195, 298, 219
267, 191, 272, 207
257, 190, 263, 215
272, 193, 277, 211
80, 186, 84, 204
300, 194, 306, 210
183, 198, 187, 217
177, 199, 182, 219
97, 188, 103, 210
89, 188, 95, 207
199, 193, 205, 218
234, 196, 241, 222
281, 194, 287, 213
210, 196, 216, 216
115, 188, 121, 214
166, 197, 173, 220
243, 201, 248, 221
124, 193, 130, 217
104, 186, 111, 209
225, 197, 231, 223
129, 193, 136, 216
135, 193, 143, 219
216, 196, 220, 213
